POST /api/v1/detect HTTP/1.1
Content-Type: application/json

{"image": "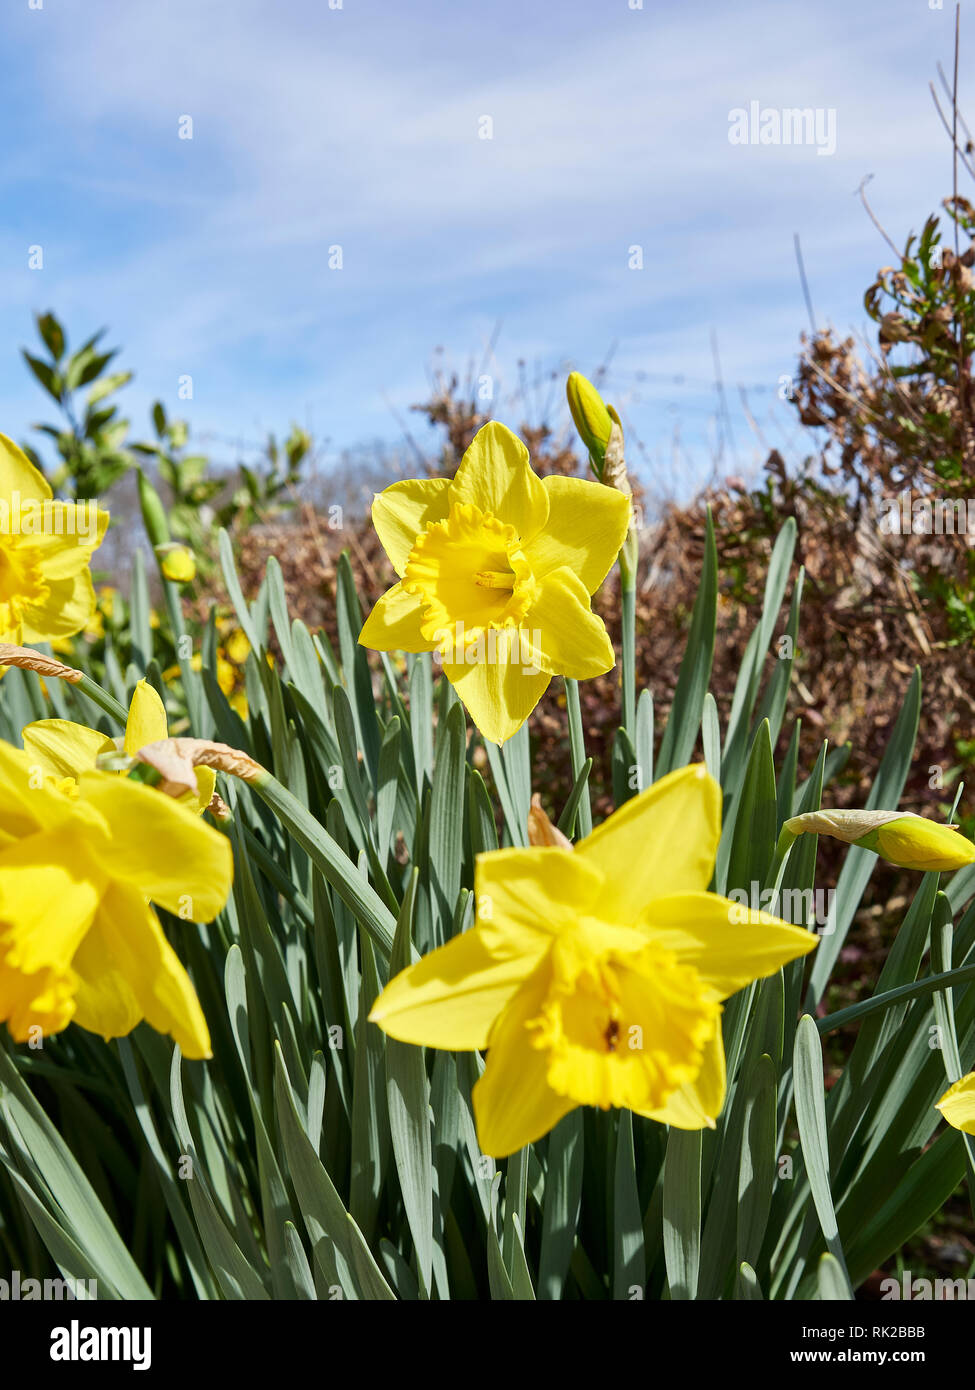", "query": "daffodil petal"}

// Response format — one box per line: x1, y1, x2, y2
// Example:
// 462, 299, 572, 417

359, 582, 437, 653
524, 476, 630, 593
448, 422, 549, 541
369, 924, 545, 1049
0, 829, 103, 975
371, 478, 452, 576
641, 891, 819, 1000
574, 765, 721, 919
875, 818, 975, 872
77, 770, 233, 921
472, 956, 575, 1158
935, 1071, 975, 1134
0, 432, 52, 505
193, 766, 217, 814
442, 643, 550, 746
525, 567, 616, 679
0, 740, 106, 840
21, 719, 116, 780
70, 920, 143, 1042
0, 828, 104, 1041
80, 881, 211, 1058
637, 1022, 727, 1129
20, 569, 97, 643
124, 679, 169, 756
474, 846, 602, 939
24, 505, 110, 577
